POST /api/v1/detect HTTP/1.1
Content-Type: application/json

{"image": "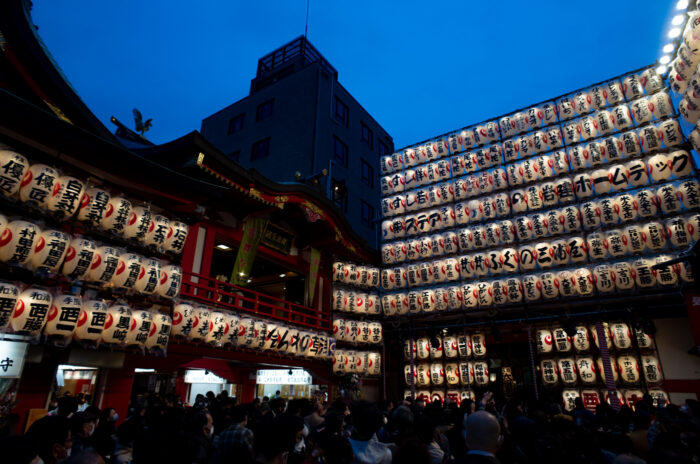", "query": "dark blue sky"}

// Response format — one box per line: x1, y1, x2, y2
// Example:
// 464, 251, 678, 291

32, 1, 674, 150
